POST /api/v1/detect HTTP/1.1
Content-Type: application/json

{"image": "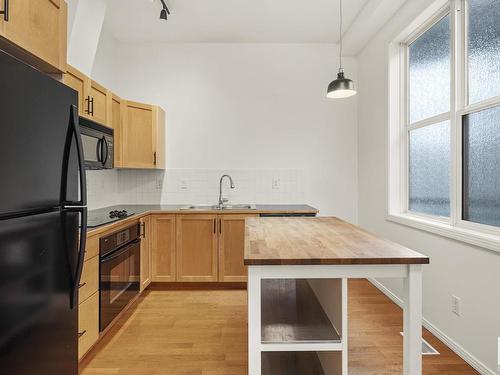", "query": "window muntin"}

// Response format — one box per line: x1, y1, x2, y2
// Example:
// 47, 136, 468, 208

468, 0, 500, 104
462, 105, 500, 227
409, 15, 451, 123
